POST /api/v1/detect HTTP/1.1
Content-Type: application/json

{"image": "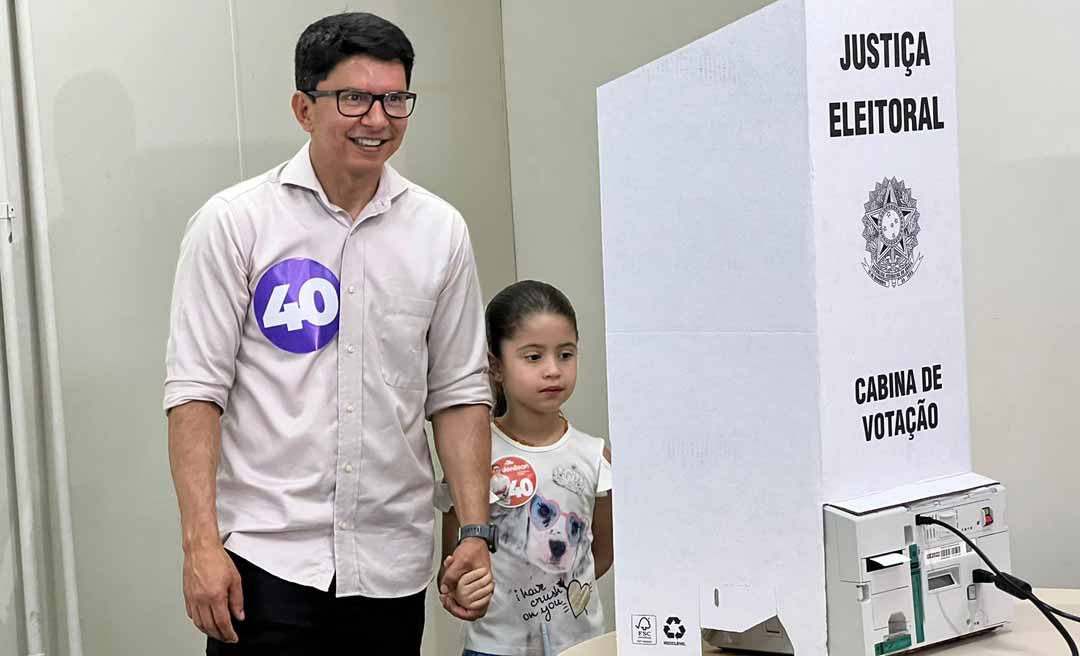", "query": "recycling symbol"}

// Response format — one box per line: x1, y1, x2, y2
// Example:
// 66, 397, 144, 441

663, 616, 686, 639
